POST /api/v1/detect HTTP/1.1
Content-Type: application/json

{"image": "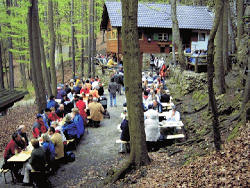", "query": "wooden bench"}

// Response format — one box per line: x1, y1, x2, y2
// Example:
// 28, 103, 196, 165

116, 139, 129, 144
166, 134, 185, 139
